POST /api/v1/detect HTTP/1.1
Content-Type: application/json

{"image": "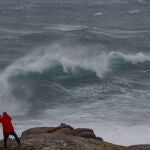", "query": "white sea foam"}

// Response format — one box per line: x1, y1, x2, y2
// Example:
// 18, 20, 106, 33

137, 0, 145, 3
111, 52, 150, 64
0, 44, 150, 115
0, 44, 110, 115
88, 0, 128, 5
12, 3, 37, 10
128, 9, 140, 14
91, 28, 147, 39
93, 12, 103, 16
0, 44, 111, 79
0, 47, 149, 81
45, 24, 88, 32
1, 28, 44, 35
